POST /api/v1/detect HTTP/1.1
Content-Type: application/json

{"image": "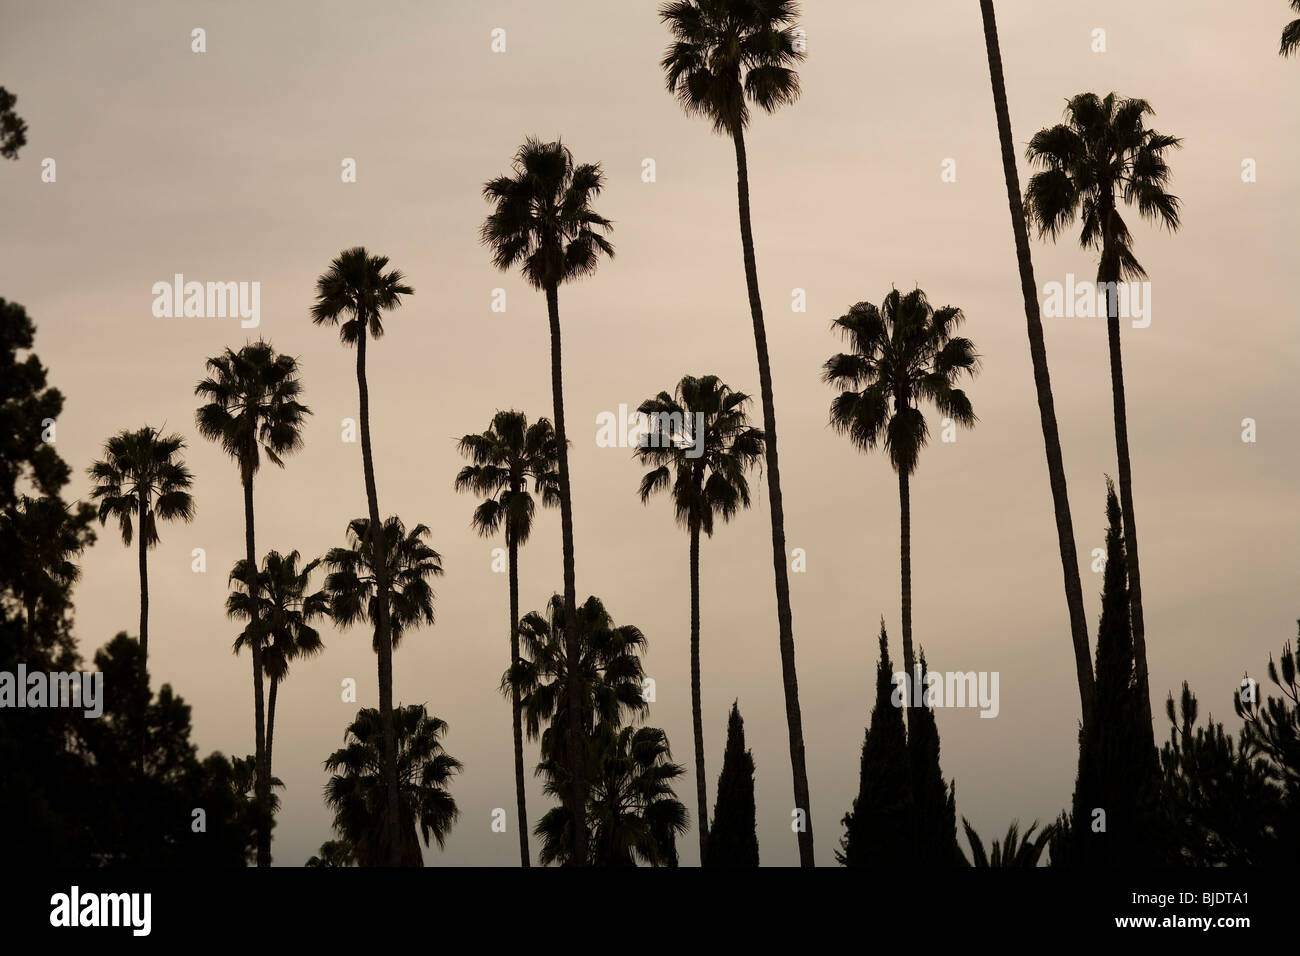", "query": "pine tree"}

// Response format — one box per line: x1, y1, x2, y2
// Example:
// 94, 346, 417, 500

837, 622, 913, 866
703, 700, 759, 867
